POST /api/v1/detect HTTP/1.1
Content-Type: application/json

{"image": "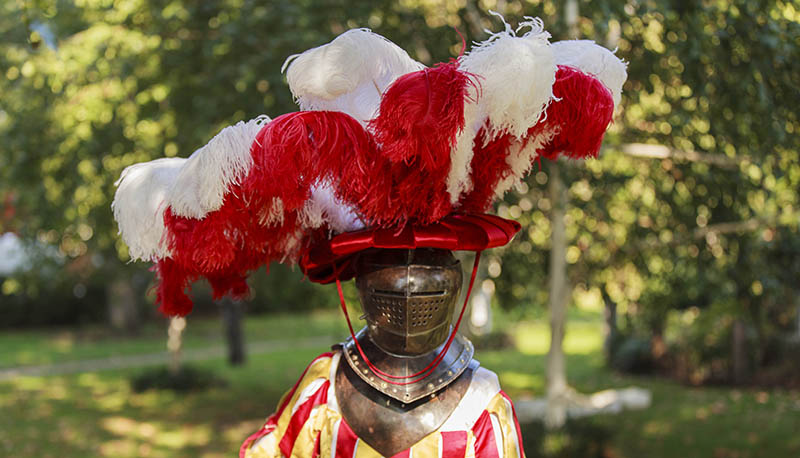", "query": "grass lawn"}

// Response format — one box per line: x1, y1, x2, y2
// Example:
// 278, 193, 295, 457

0, 310, 350, 368
1, 310, 799, 457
